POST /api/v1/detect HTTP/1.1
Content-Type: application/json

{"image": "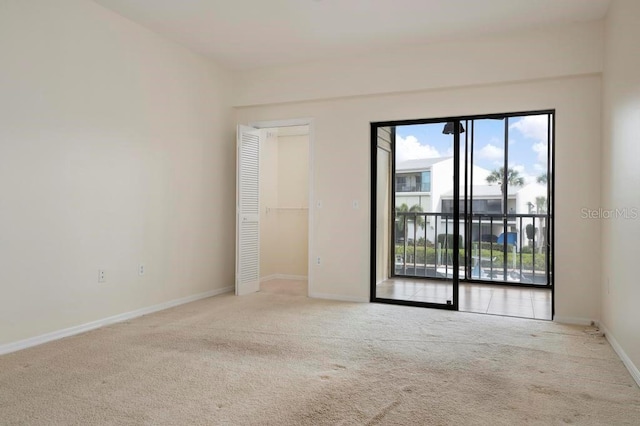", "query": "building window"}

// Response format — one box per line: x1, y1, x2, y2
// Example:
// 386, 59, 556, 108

442, 199, 464, 214
444, 199, 503, 214
421, 171, 431, 192
395, 172, 430, 192
485, 199, 502, 214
